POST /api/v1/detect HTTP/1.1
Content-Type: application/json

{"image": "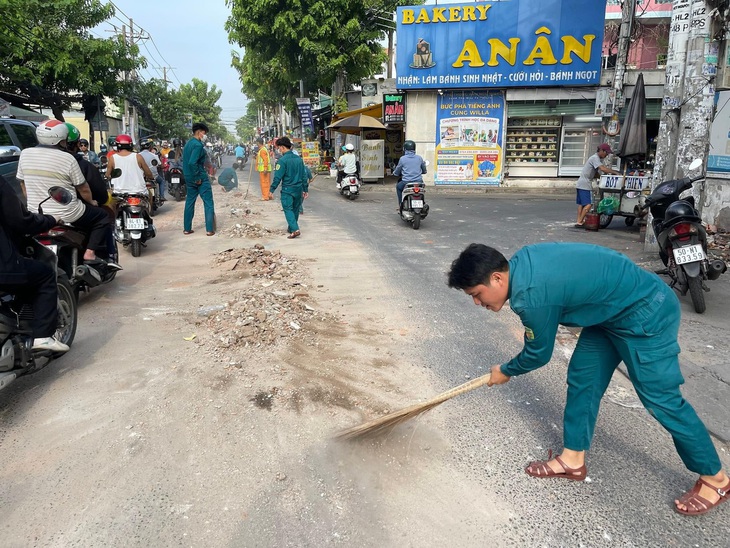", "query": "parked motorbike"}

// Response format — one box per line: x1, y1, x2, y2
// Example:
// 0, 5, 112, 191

642, 158, 727, 313
166, 163, 186, 202
398, 180, 429, 230
0, 188, 79, 390
338, 172, 361, 200
37, 186, 120, 296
